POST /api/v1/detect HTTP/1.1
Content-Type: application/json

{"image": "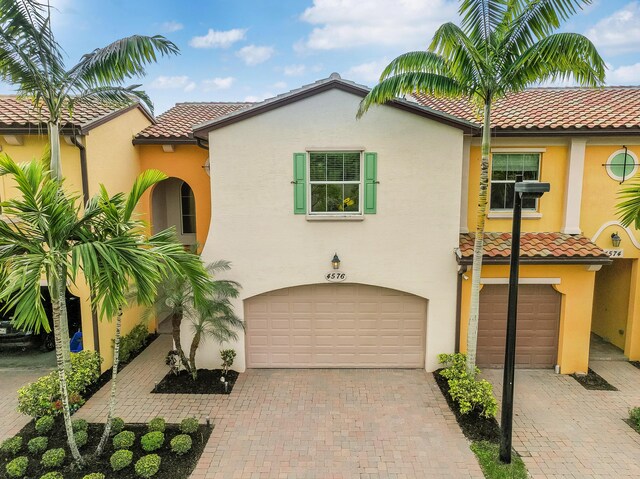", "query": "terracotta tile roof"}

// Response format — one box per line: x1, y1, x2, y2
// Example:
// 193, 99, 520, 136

135, 102, 253, 141
413, 87, 640, 132
458, 232, 610, 264
0, 96, 140, 132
